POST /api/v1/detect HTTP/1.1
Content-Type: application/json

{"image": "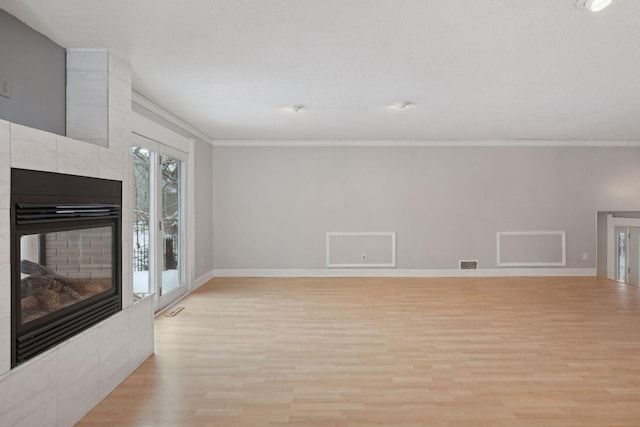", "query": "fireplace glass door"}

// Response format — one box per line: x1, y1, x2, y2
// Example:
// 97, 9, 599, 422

11, 168, 122, 367
19, 225, 115, 327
